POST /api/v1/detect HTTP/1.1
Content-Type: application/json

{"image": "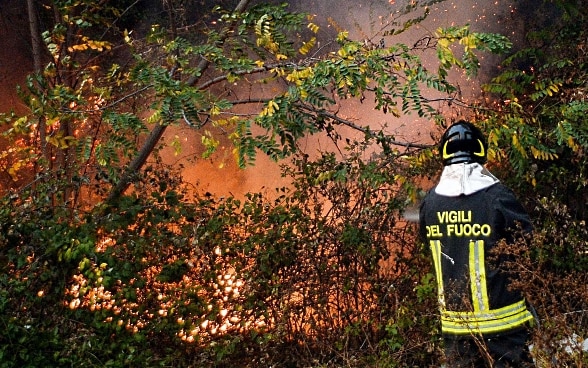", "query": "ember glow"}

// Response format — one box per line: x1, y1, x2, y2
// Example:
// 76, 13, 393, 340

64, 234, 267, 343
